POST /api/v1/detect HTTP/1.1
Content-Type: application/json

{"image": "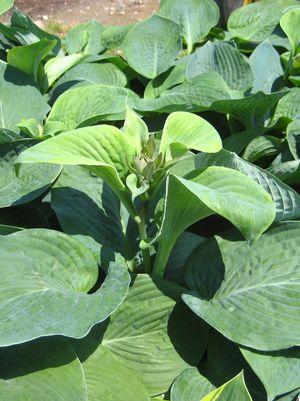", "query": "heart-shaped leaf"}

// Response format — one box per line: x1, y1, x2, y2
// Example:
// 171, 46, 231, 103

228, 0, 300, 42
196, 149, 300, 221
73, 274, 209, 396
65, 20, 105, 55
0, 228, 130, 346
183, 222, 300, 350
154, 167, 275, 276
44, 84, 137, 135
159, 0, 219, 53
16, 125, 137, 218
186, 41, 253, 91
123, 14, 182, 79
249, 40, 283, 93
160, 111, 222, 160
